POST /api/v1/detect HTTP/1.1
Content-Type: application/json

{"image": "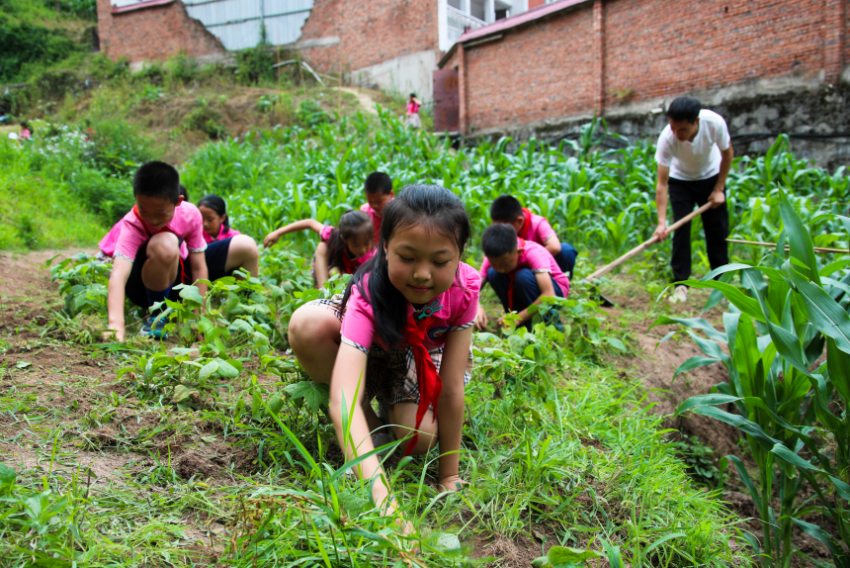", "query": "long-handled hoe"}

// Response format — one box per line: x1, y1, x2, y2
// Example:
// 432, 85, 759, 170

582, 202, 713, 306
